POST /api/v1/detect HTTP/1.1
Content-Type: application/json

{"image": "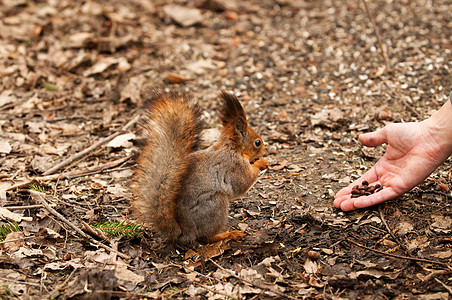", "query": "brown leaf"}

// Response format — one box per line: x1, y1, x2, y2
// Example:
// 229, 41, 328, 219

430, 214, 452, 233
168, 73, 186, 83
163, 5, 203, 27
430, 250, 452, 259
303, 258, 319, 274
1, 232, 25, 252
